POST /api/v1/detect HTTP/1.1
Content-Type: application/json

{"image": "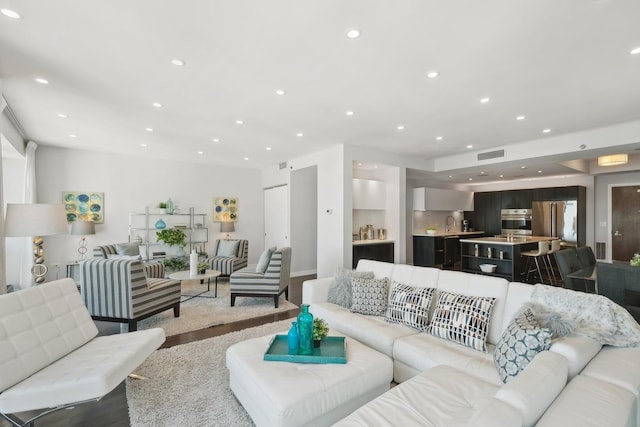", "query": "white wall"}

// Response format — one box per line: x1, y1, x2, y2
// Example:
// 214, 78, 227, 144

3, 155, 25, 287
290, 166, 317, 275
33, 146, 264, 281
